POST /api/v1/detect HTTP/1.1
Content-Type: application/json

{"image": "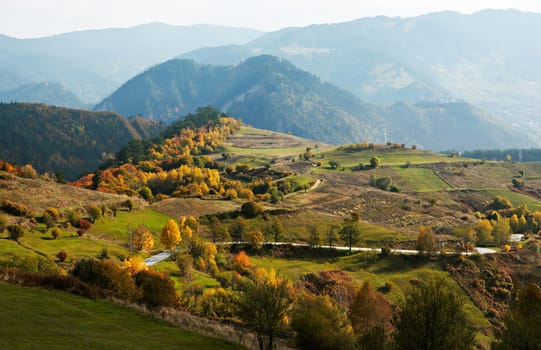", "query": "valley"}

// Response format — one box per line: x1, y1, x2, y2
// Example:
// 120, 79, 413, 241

1, 7, 541, 350
1, 113, 540, 349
